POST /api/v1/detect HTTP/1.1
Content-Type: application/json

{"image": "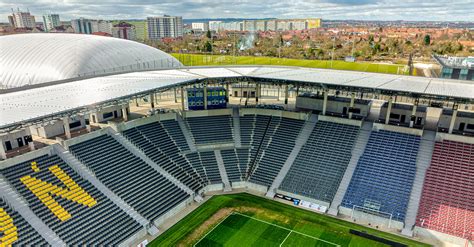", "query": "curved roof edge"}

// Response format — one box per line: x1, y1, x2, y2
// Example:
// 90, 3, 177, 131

0, 33, 182, 90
